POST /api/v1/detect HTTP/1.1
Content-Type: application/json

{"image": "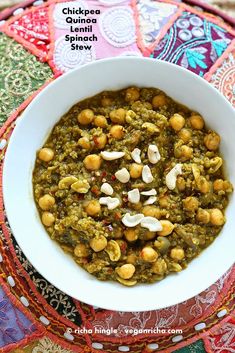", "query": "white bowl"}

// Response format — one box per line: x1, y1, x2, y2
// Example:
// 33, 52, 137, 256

3, 58, 235, 312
